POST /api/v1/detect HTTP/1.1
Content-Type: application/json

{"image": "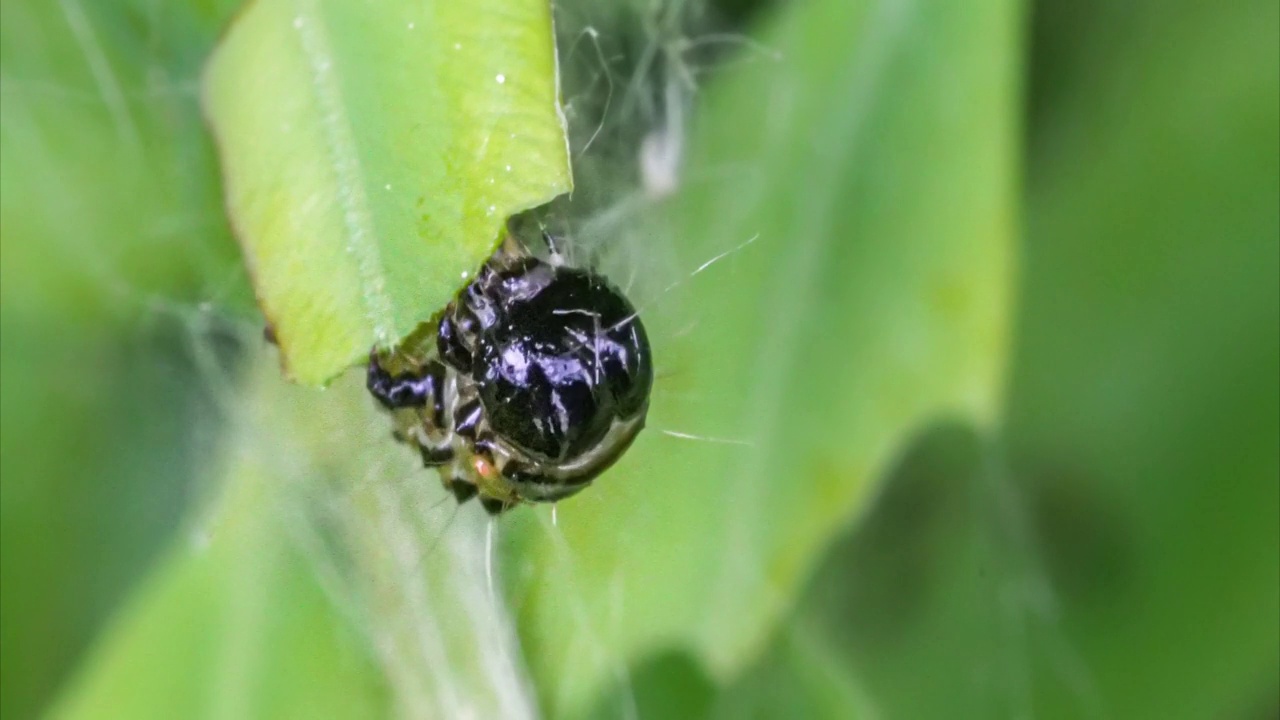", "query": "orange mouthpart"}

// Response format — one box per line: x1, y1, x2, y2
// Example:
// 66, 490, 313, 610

472, 454, 498, 481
